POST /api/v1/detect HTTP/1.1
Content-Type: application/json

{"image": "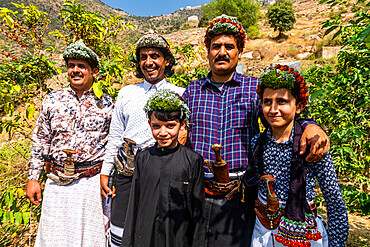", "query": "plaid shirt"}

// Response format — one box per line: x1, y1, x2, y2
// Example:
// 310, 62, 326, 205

183, 72, 260, 173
